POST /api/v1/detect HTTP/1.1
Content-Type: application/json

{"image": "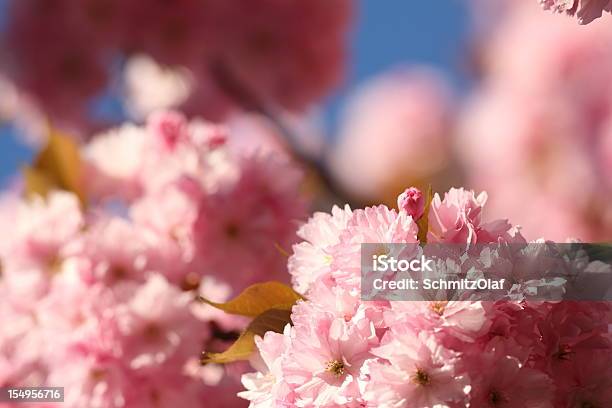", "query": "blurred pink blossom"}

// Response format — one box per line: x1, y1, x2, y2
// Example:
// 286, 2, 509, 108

0, 110, 307, 407
330, 67, 455, 203
460, 1, 612, 241
1, 0, 353, 130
